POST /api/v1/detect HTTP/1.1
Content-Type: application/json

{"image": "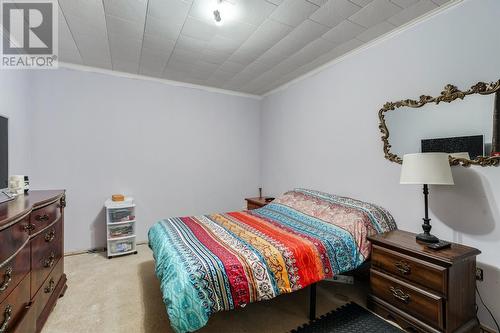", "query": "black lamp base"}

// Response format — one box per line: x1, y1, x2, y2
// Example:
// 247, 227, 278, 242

416, 232, 440, 243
